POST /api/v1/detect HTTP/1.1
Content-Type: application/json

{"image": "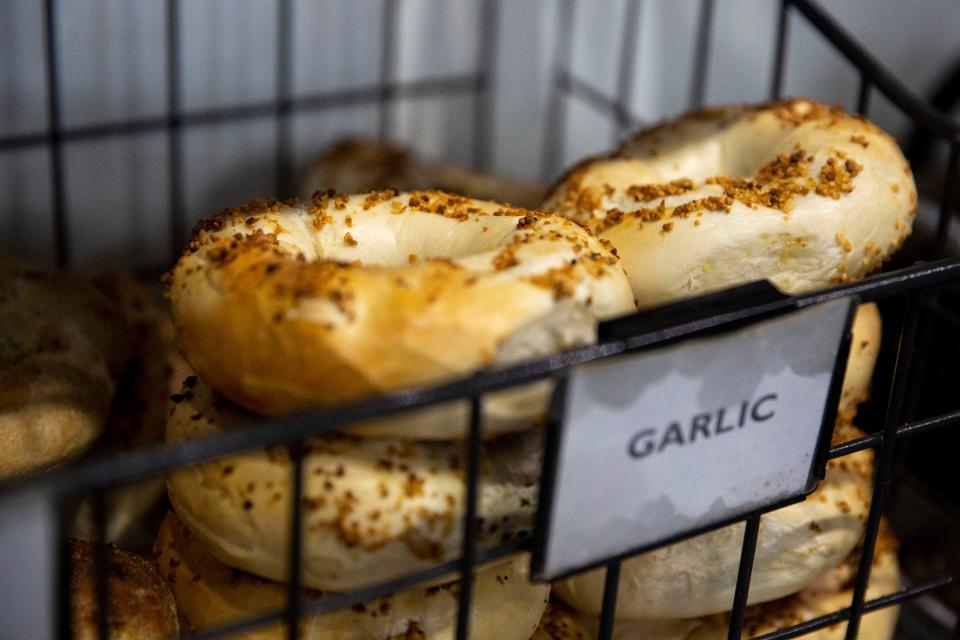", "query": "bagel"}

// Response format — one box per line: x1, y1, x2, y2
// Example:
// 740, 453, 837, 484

543, 99, 916, 308
839, 303, 881, 424
301, 137, 545, 208
74, 273, 192, 546
166, 191, 634, 439
71, 539, 179, 640
553, 424, 872, 620
156, 511, 549, 640
0, 263, 130, 478
166, 377, 541, 591
534, 530, 898, 639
